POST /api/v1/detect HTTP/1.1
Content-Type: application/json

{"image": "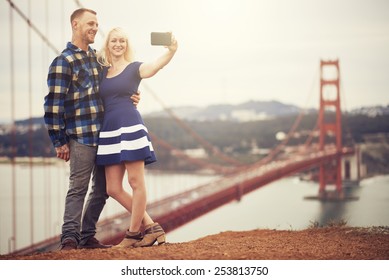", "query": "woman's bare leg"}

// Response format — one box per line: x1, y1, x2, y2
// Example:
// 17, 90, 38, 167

124, 161, 148, 232
105, 163, 153, 228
